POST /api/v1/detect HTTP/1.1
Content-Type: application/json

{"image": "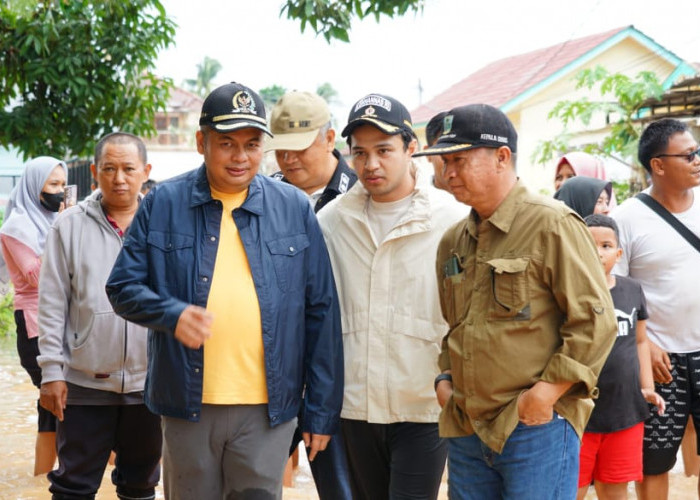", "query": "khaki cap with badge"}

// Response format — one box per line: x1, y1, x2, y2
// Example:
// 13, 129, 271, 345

264, 91, 331, 152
